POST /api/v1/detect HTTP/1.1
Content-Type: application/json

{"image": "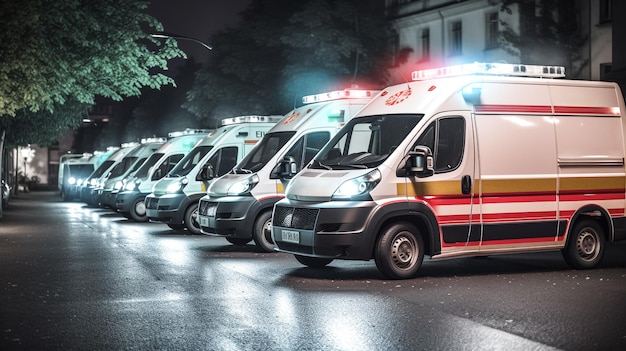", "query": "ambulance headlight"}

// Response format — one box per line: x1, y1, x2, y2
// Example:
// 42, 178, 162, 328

90, 178, 98, 187
114, 181, 124, 190
166, 178, 188, 194
332, 169, 381, 201
68, 177, 76, 185
227, 174, 260, 196
125, 180, 140, 191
